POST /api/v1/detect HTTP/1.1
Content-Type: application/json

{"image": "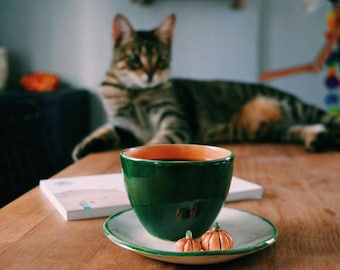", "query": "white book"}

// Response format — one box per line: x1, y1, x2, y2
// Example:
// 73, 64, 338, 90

40, 173, 263, 221
40, 174, 130, 221
226, 176, 263, 202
